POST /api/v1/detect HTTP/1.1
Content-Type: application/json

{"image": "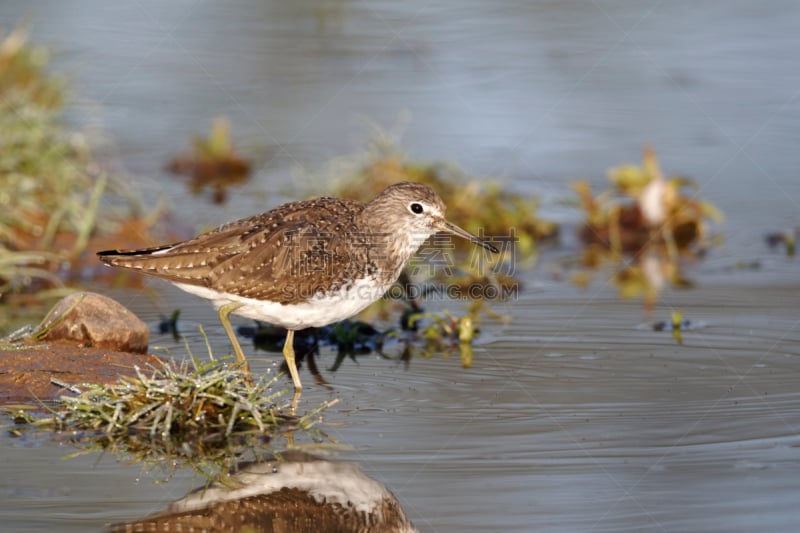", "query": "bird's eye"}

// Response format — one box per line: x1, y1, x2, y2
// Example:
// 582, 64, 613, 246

410, 202, 424, 214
